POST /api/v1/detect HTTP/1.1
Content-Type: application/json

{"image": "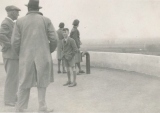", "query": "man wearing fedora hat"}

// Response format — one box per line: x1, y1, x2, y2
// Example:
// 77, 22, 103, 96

12, 0, 57, 112
0, 5, 20, 107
